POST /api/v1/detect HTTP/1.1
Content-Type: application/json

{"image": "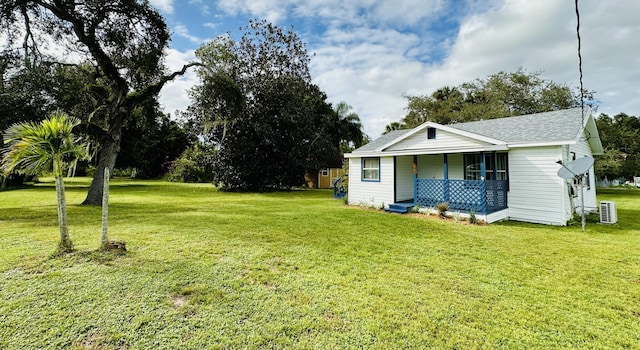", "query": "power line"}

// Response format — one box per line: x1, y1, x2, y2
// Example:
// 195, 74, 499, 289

575, 0, 585, 126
